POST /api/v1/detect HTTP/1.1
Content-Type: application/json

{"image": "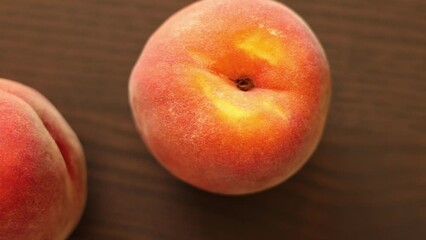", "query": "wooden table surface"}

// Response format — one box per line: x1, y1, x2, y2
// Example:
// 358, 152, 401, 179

1, 0, 425, 239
